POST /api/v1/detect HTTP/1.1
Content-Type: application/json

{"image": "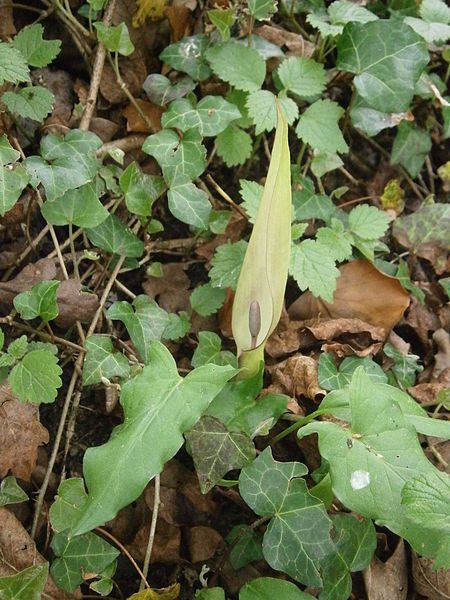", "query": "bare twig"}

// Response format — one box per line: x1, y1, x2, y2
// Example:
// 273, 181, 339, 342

97, 134, 148, 157
96, 527, 150, 588
205, 174, 248, 218
139, 474, 161, 591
